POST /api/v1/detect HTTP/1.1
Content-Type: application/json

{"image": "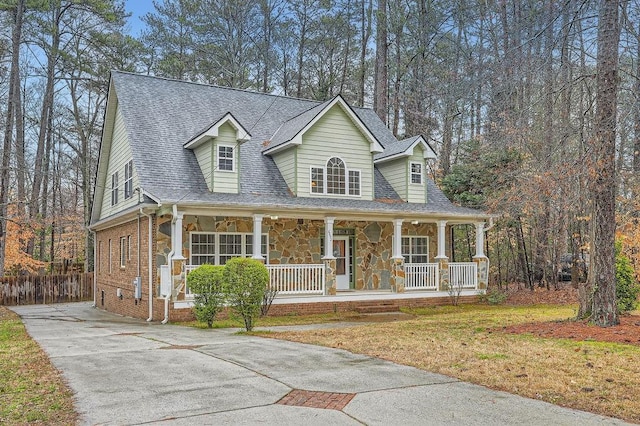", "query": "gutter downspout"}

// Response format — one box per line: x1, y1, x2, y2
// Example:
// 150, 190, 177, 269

140, 209, 154, 322
91, 230, 97, 307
